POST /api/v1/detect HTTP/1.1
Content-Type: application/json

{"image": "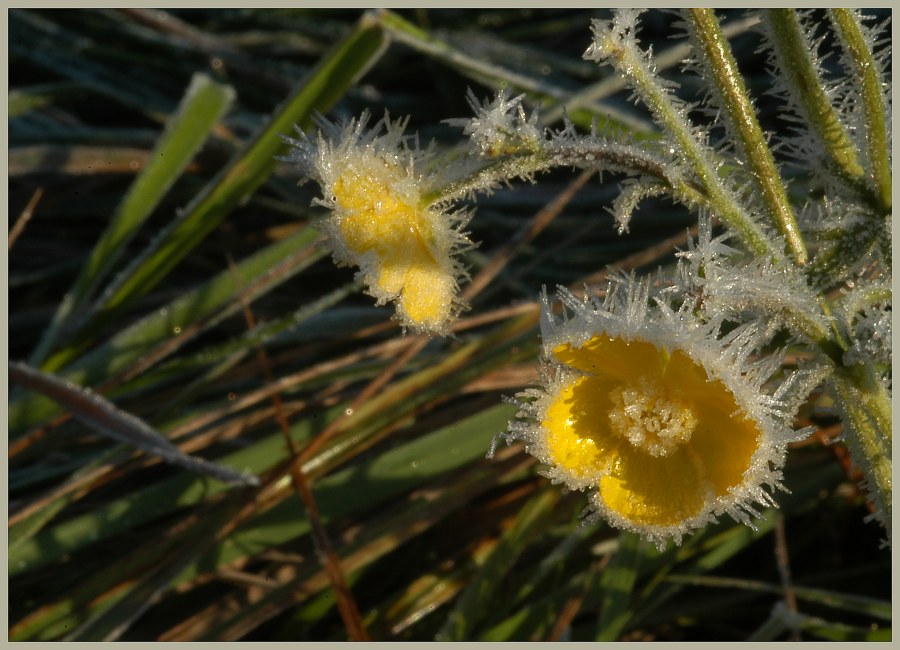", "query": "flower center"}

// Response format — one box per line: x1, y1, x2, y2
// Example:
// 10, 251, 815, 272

608, 378, 698, 457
